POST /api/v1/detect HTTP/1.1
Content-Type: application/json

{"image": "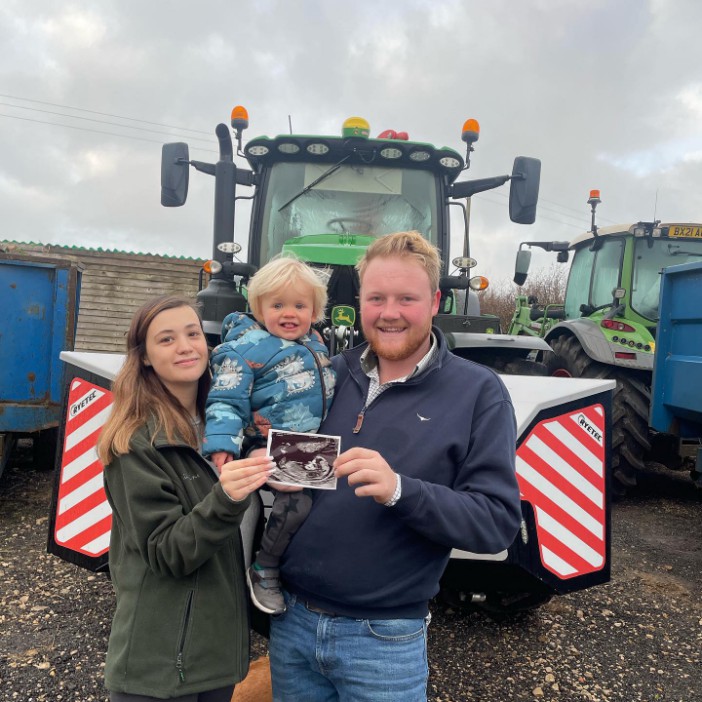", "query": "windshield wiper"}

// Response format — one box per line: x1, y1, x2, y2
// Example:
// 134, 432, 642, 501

666, 244, 702, 257
670, 249, 702, 257
278, 155, 351, 212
